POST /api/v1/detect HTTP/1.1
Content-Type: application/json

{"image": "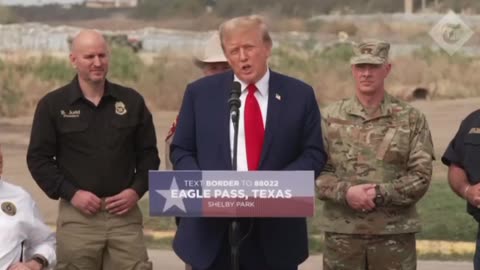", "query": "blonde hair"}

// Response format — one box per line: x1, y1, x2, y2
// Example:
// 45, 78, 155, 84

219, 15, 272, 49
